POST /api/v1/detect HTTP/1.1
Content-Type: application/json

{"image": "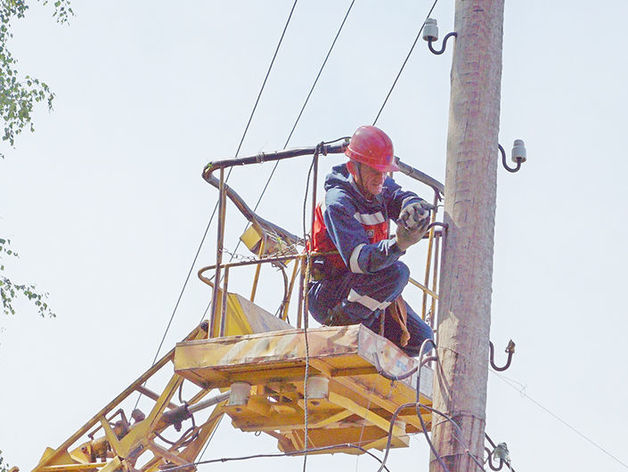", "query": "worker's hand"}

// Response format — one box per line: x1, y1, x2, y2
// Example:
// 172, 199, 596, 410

398, 200, 432, 230
395, 217, 430, 251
